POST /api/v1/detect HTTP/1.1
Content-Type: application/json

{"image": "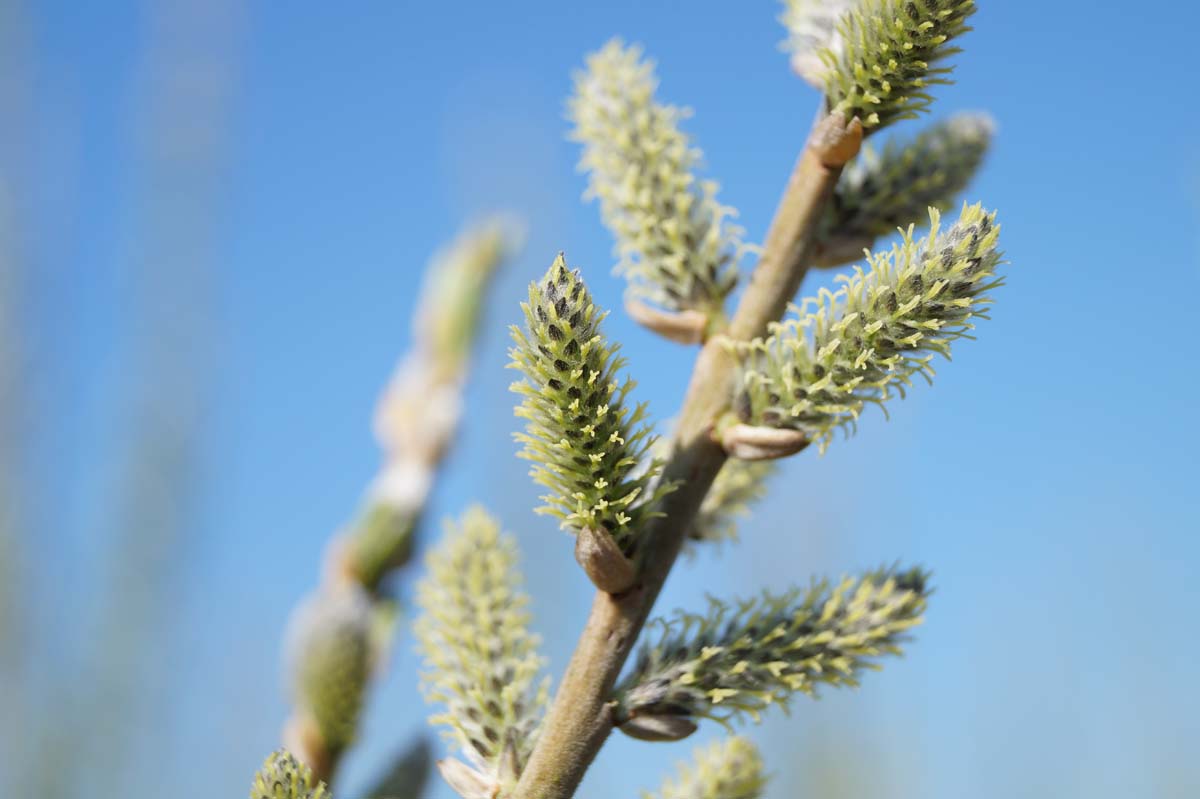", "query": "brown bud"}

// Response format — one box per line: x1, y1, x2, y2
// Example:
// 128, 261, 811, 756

575, 527, 637, 594
497, 732, 521, 785
624, 298, 708, 345
437, 758, 496, 799
617, 713, 699, 742
720, 424, 810, 461
810, 111, 864, 168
